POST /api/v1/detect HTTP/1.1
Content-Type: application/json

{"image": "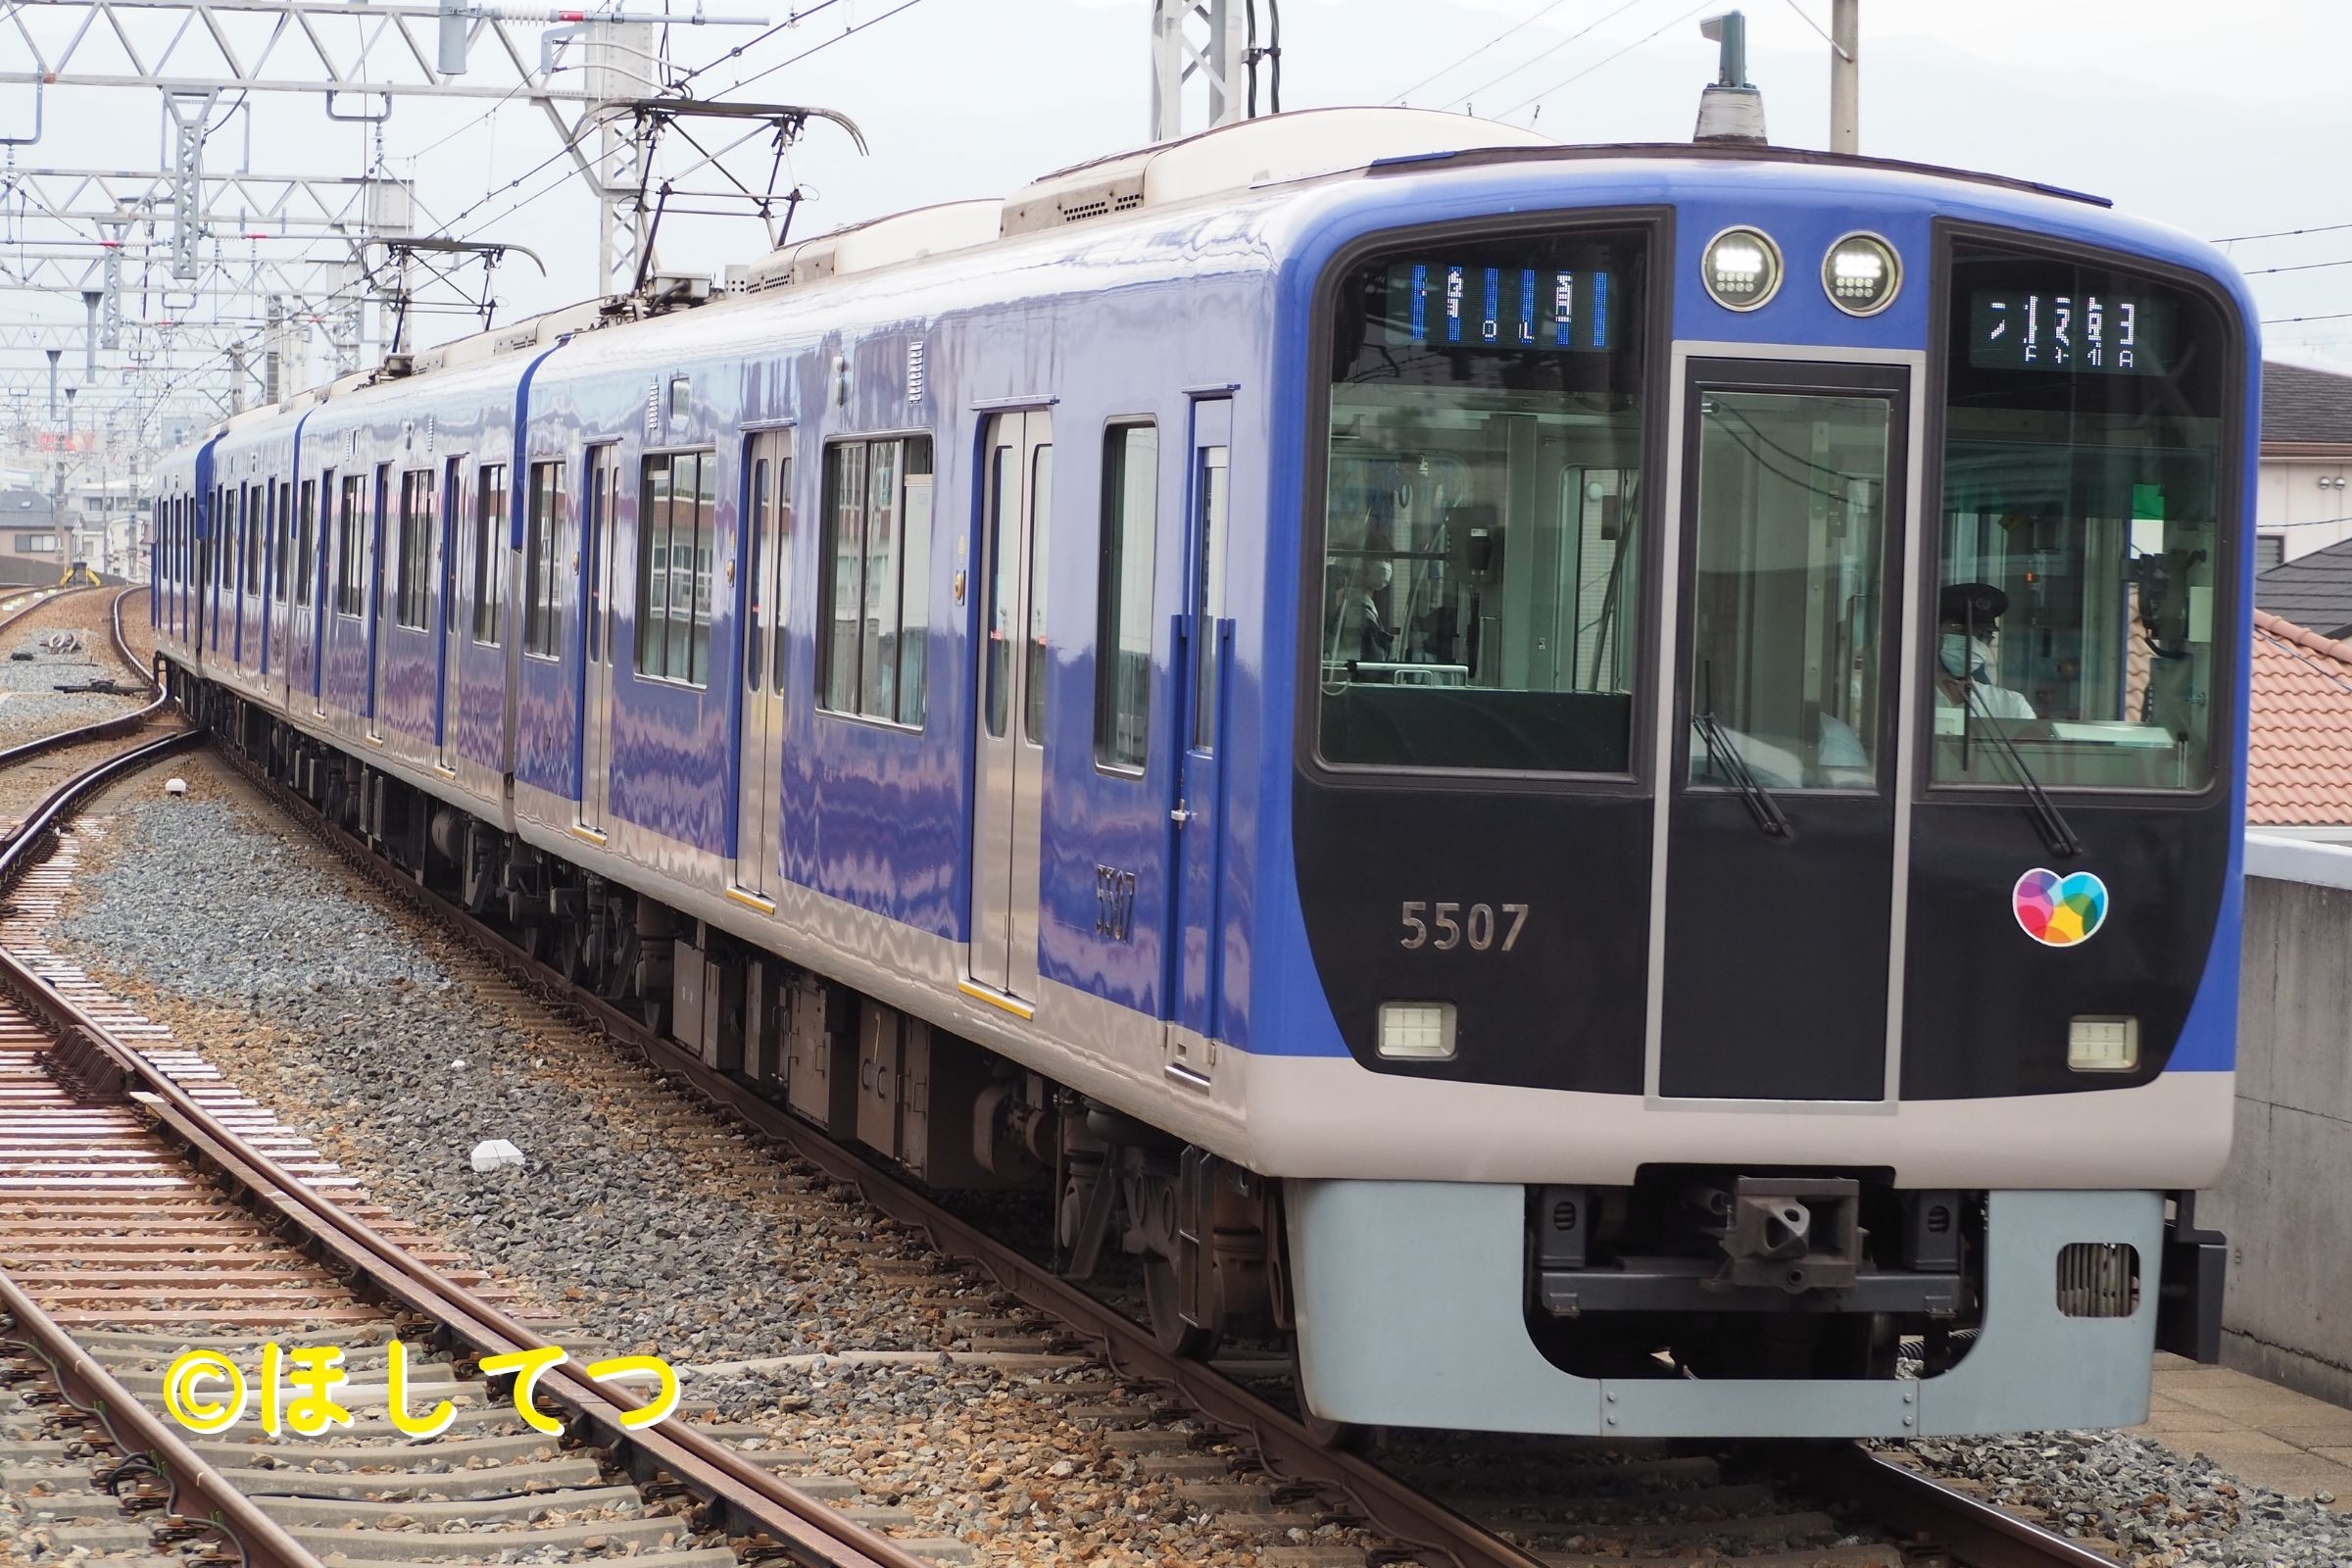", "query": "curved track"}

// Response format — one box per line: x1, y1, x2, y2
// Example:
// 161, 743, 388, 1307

197, 739, 2132, 1568
0, 741, 949, 1565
